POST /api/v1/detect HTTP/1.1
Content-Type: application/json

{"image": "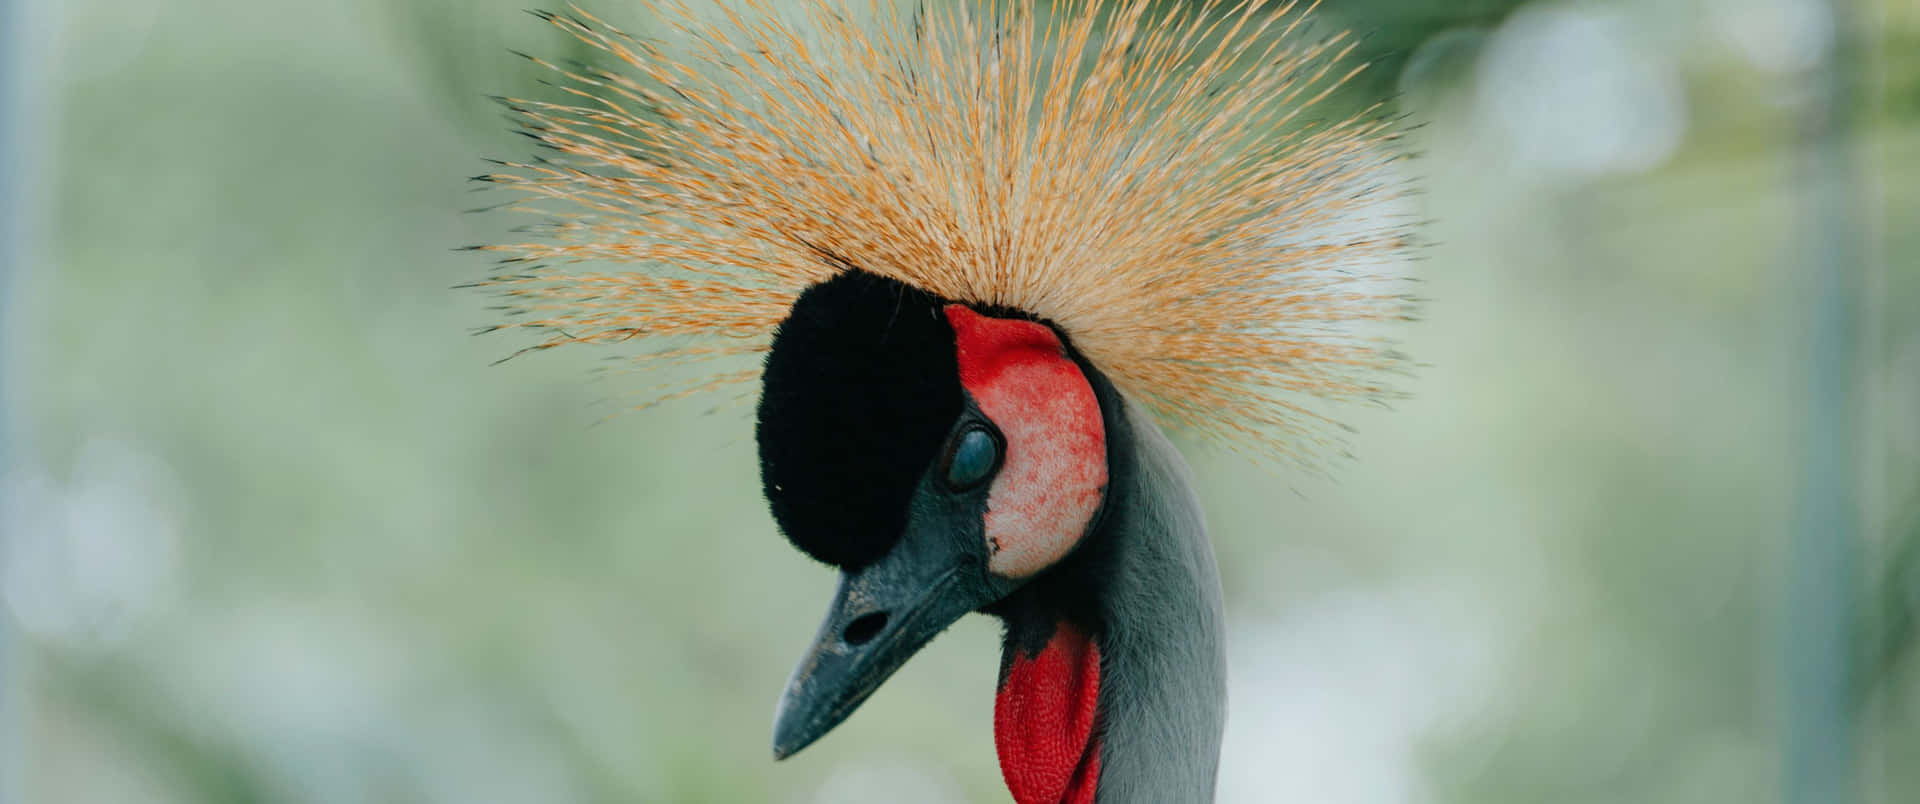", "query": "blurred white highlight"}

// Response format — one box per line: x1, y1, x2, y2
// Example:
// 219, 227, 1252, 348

1709, 0, 1832, 75
3, 437, 182, 648
1217, 578, 1502, 804
1475, 4, 1687, 181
